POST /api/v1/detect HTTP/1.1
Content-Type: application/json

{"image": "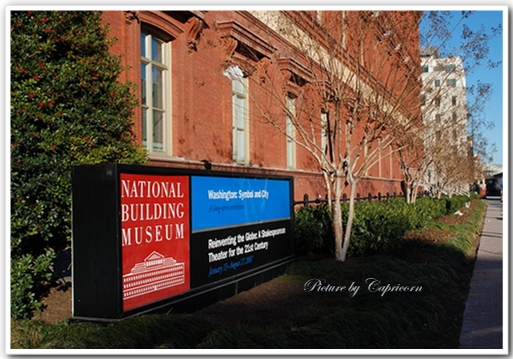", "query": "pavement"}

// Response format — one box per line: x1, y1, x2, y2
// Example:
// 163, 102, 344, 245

458, 197, 505, 350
